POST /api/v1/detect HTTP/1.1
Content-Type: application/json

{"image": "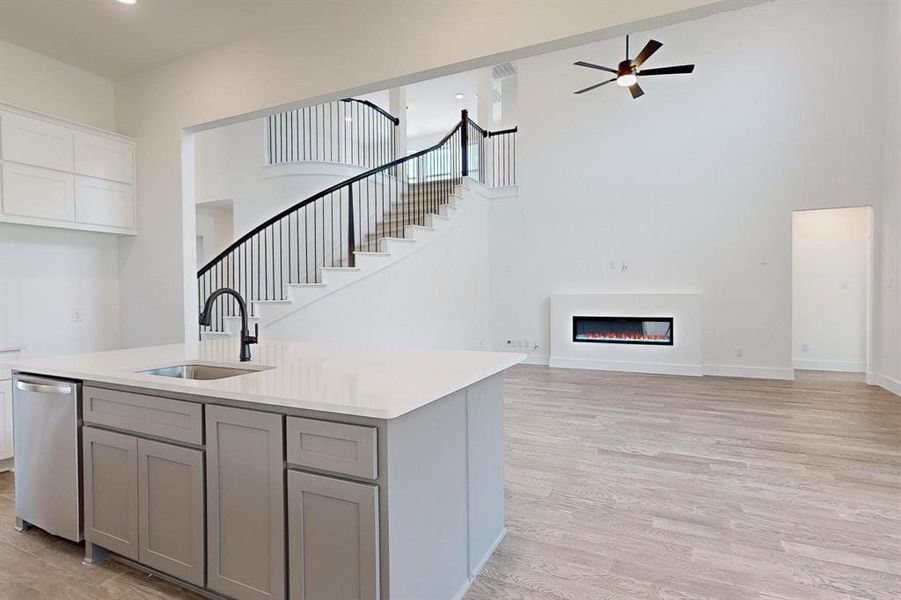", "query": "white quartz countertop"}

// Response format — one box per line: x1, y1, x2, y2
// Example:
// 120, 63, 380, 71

9, 340, 525, 419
